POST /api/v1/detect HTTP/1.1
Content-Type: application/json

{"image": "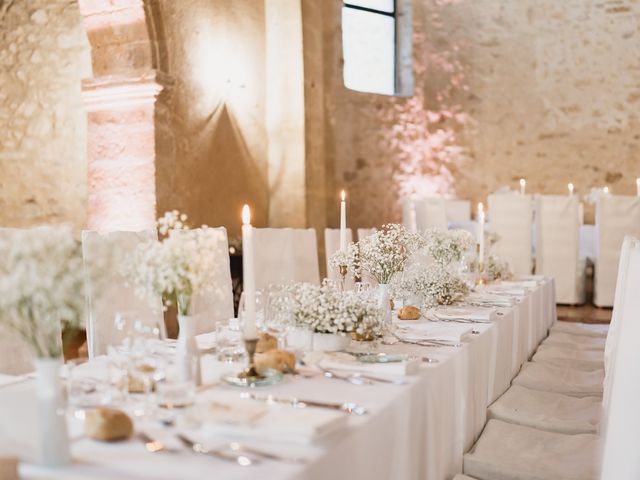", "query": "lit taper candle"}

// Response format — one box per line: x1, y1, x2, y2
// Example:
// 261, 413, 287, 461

241, 205, 257, 339
477, 202, 485, 263
340, 190, 347, 252
519, 178, 526, 195
603, 186, 610, 195
568, 183, 574, 196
